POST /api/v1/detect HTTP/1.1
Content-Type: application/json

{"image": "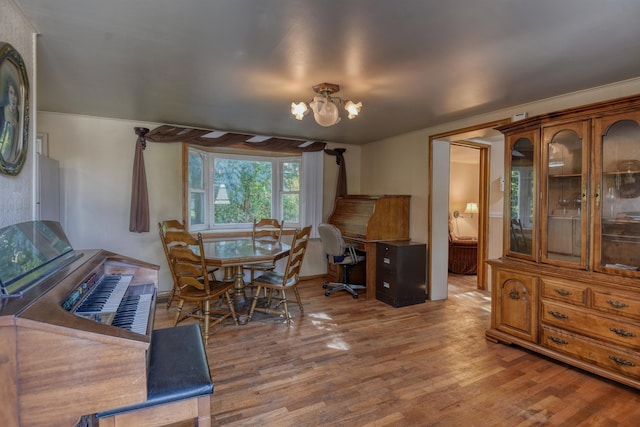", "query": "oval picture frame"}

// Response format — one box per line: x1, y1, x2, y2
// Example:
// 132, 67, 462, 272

0, 42, 30, 176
